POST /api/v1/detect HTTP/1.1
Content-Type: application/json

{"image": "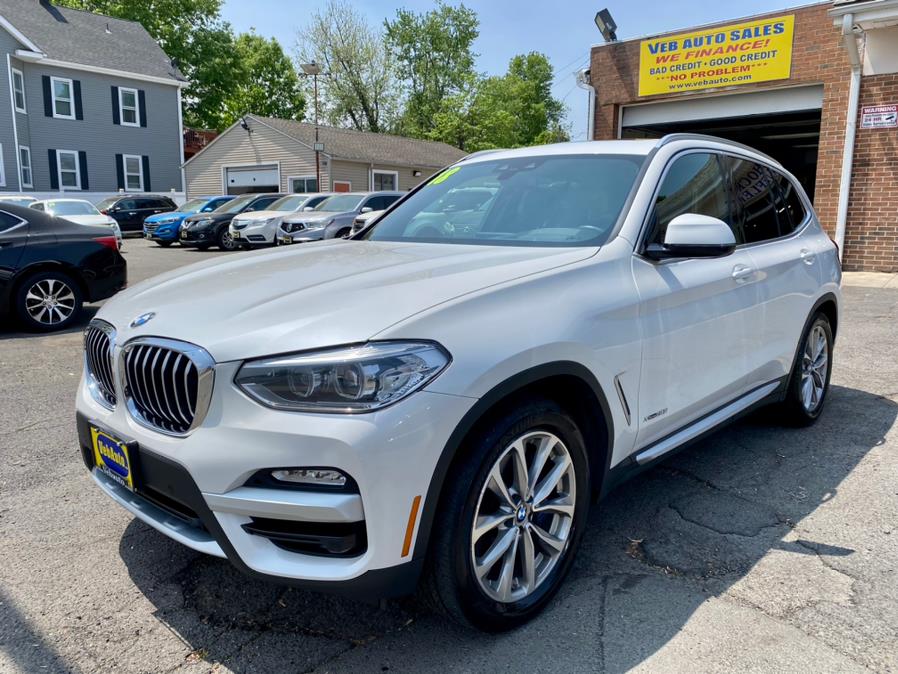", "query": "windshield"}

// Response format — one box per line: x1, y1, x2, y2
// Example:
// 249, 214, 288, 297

268, 195, 310, 212
365, 154, 644, 247
45, 201, 99, 216
215, 194, 256, 214
95, 197, 118, 211
1, 198, 35, 207
315, 194, 364, 212
179, 198, 210, 214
